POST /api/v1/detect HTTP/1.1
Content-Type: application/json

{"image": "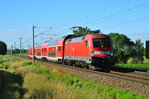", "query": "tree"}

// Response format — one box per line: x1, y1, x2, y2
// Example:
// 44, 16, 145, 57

0, 41, 7, 55
134, 39, 144, 63
143, 48, 146, 56
72, 26, 101, 36
72, 27, 91, 36
108, 33, 135, 63
13, 49, 20, 54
